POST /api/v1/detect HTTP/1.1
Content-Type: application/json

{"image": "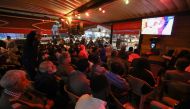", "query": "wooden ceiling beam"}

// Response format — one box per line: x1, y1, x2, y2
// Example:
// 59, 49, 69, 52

0, 7, 60, 20
66, 0, 116, 15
